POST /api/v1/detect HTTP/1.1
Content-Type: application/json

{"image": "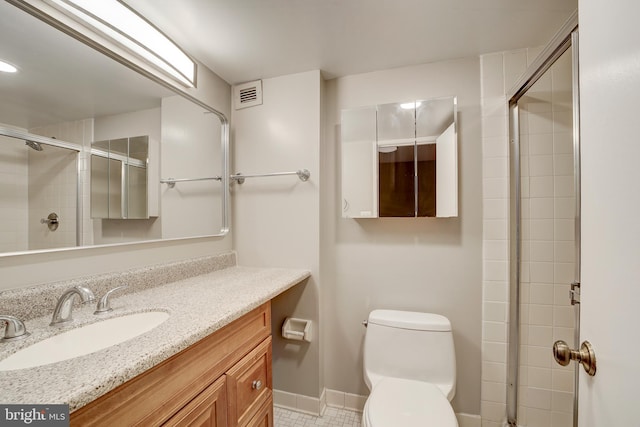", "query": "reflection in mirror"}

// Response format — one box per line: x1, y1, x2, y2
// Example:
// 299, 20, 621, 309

341, 96, 458, 218
0, 1, 227, 255
91, 135, 149, 220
